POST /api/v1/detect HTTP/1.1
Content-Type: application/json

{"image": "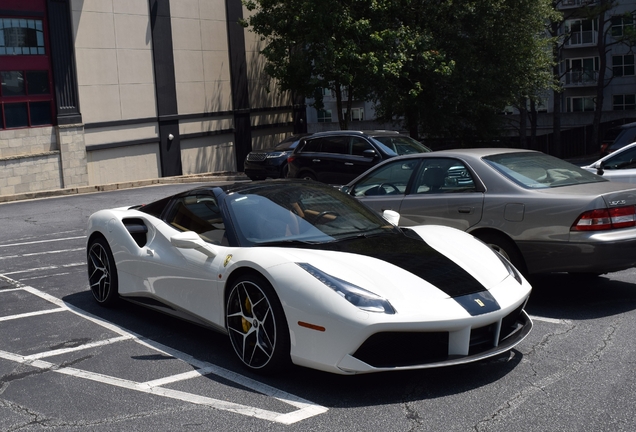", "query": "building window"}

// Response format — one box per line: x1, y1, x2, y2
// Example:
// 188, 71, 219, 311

565, 57, 599, 85
613, 94, 636, 111
0, 15, 54, 129
317, 109, 332, 123
349, 107, 364, 121
565, 19, 598, 46
0, 18, 46, 55
612, 55, 635, 77
567, 96, 595, 112
611, 14, 634, 38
